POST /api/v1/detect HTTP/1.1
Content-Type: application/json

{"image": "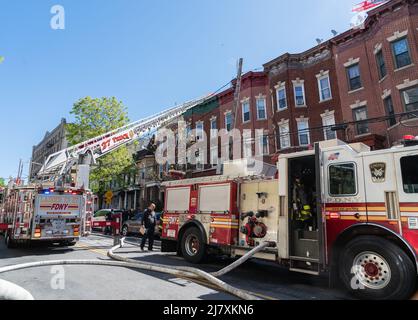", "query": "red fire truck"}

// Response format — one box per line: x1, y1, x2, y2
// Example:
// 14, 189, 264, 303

161, 138, 418, 300
0, 185, 85, 248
